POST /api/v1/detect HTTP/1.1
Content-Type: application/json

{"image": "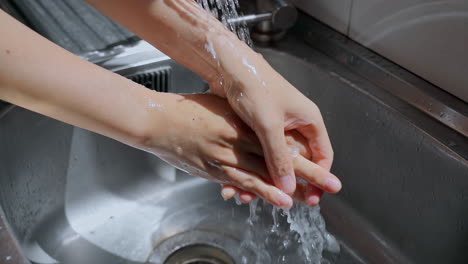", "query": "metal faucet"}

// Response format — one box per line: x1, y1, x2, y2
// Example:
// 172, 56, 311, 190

228, 0, 298, 43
